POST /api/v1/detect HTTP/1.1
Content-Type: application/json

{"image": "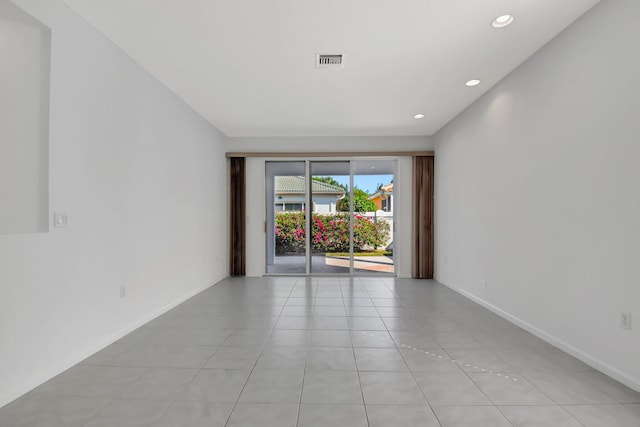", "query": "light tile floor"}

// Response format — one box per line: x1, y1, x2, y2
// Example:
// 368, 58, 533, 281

1, 277, 639, 426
